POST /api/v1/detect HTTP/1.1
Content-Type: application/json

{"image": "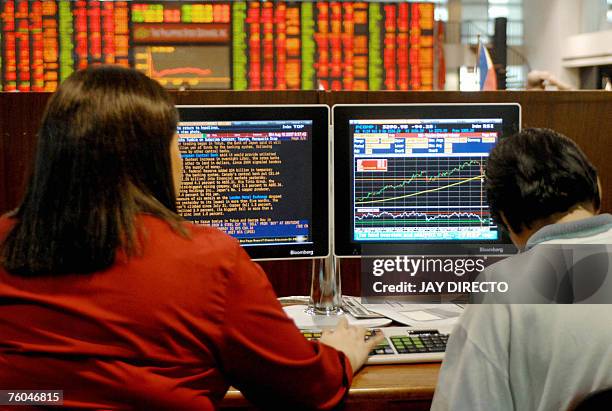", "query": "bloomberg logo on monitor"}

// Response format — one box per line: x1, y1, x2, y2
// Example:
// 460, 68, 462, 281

290, 250, 315, 256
